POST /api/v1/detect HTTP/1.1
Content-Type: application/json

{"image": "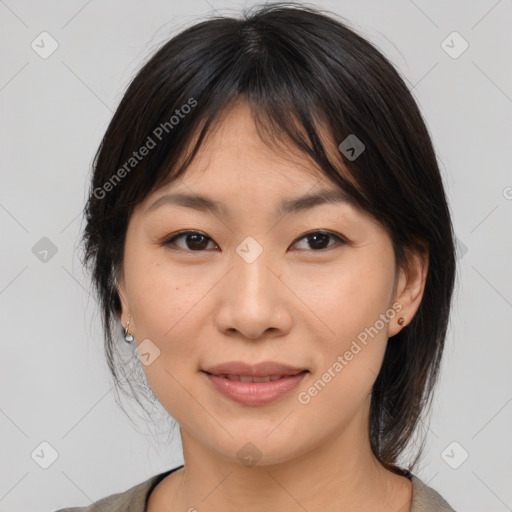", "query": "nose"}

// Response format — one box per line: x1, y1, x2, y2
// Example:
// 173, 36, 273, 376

215, 247, 293, 341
